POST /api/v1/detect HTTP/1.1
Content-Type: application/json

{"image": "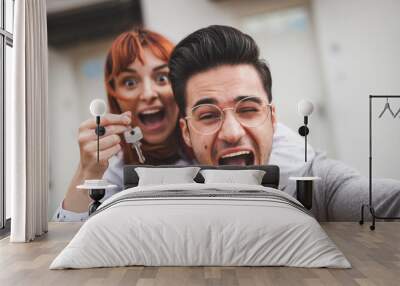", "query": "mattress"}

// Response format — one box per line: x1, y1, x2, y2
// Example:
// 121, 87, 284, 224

50, 183, 350, 269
